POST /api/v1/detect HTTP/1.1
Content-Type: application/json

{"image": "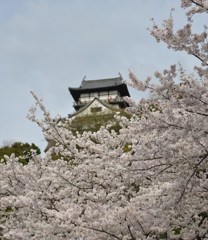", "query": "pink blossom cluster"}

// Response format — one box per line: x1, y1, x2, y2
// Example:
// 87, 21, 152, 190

0, 1, 208, 239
